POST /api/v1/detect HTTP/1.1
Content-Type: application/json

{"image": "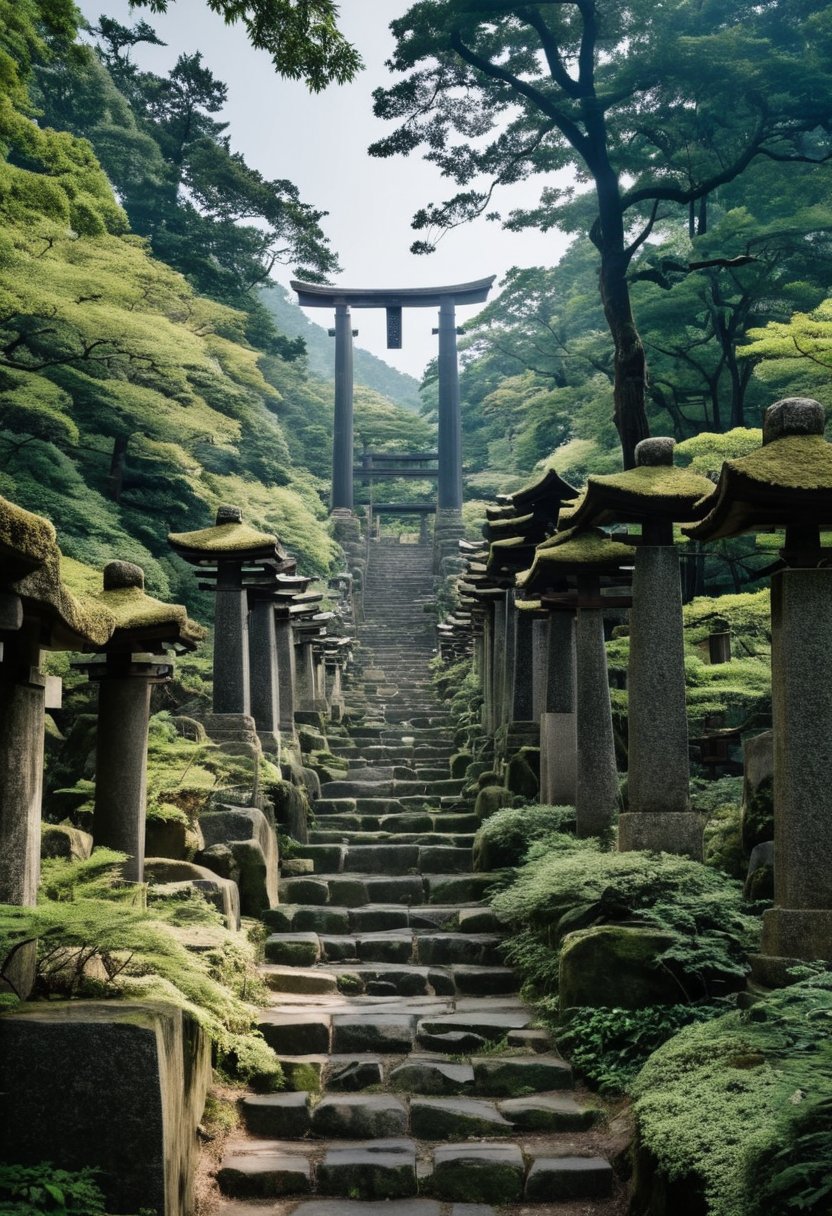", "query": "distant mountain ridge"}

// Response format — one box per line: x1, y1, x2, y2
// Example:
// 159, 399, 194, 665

261, 283, 423, 413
